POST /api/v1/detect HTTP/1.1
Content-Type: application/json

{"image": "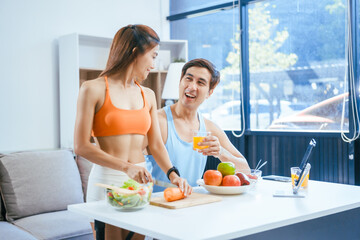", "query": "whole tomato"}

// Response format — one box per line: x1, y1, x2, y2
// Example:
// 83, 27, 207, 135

203, 170, 222, 186
222, 175, 241, 186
